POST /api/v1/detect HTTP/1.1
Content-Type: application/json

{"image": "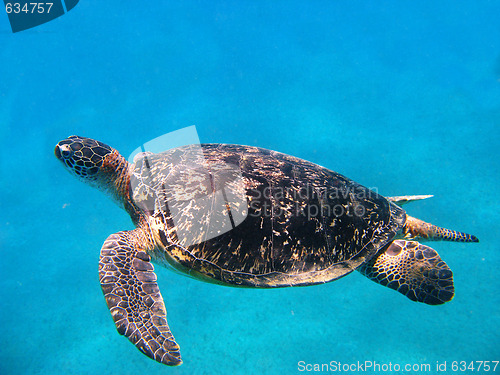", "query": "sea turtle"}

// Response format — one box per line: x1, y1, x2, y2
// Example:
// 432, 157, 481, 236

54, 135, 478, 366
